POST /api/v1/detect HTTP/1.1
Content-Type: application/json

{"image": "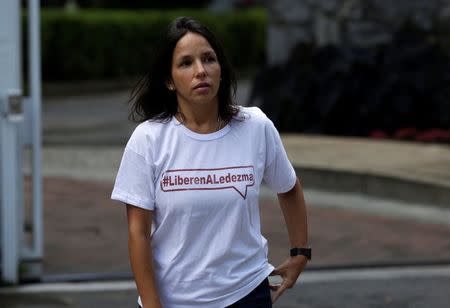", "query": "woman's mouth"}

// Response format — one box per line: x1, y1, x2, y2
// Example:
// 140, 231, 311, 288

193, 82, 211, 91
